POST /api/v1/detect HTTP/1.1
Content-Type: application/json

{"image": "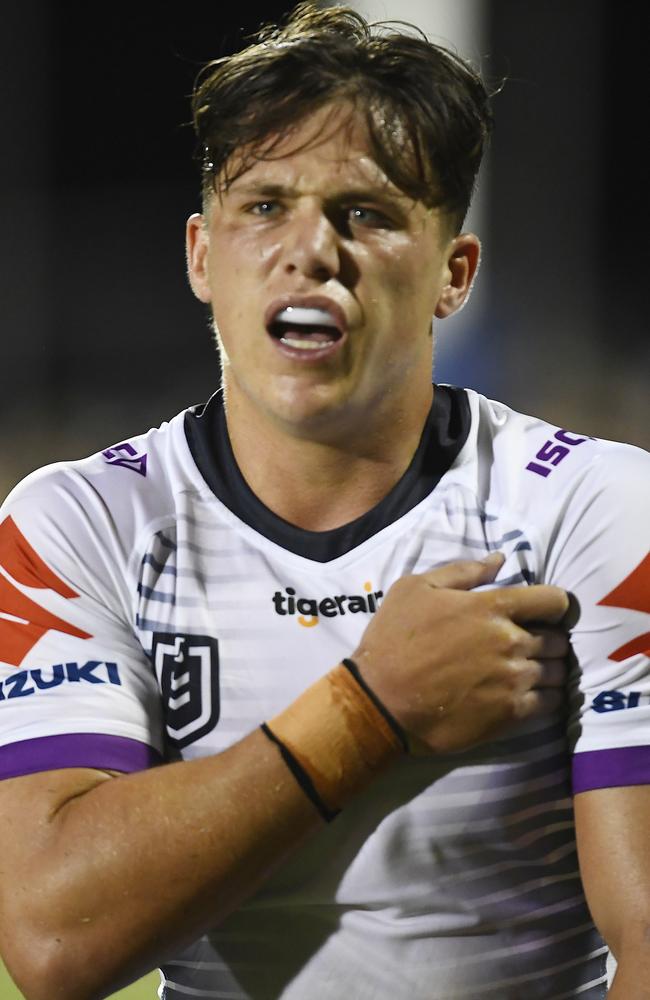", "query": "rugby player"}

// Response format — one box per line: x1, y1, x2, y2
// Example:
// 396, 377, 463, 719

0, 5, 649, 998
